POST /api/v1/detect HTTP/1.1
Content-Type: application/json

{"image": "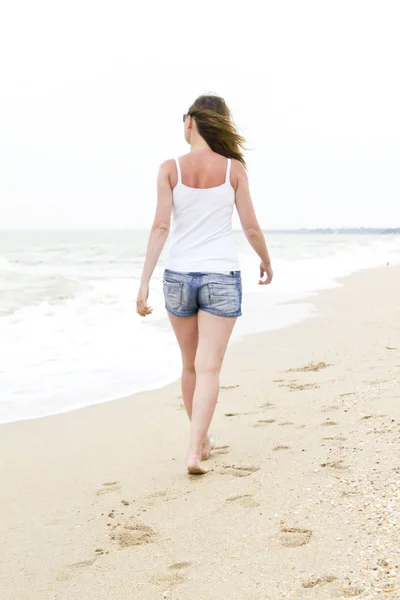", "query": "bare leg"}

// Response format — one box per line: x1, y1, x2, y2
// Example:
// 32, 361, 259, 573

168, 313, 198, 418
187, 311, 237, 474
168, 313, 218, 461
